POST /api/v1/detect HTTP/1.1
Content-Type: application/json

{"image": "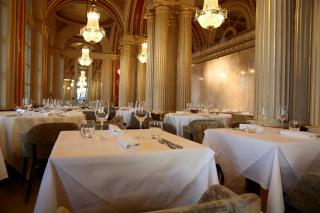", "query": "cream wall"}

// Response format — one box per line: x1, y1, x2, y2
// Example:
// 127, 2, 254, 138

192, 47, 255, 114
